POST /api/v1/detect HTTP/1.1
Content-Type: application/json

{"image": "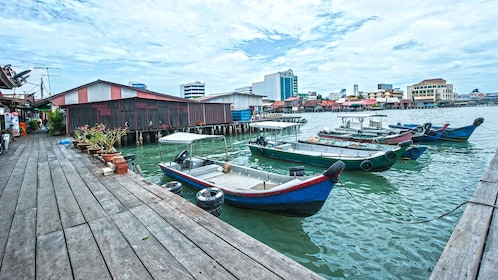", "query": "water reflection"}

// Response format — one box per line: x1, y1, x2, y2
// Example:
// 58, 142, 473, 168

117, 106, 498, 280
